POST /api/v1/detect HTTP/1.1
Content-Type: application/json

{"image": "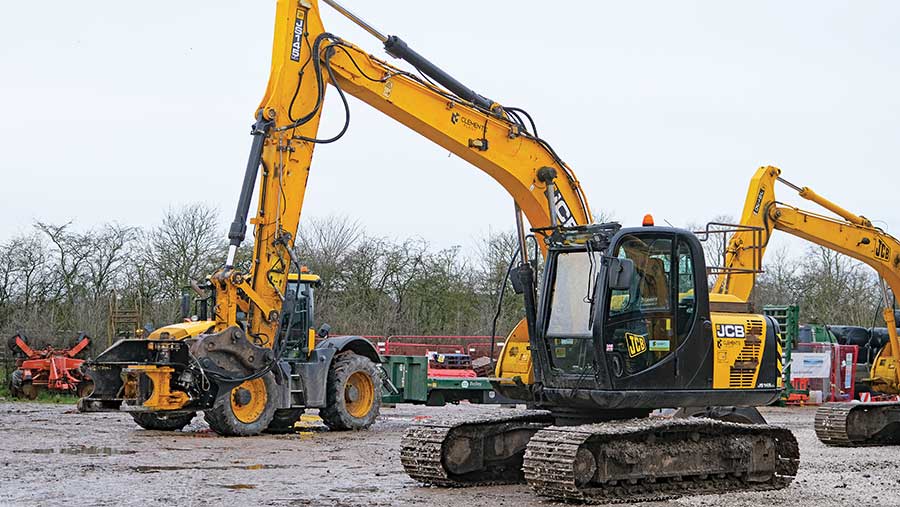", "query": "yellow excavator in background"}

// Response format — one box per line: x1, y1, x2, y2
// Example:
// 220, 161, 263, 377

81, 0, 801, 503
716, 165, 900, 446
